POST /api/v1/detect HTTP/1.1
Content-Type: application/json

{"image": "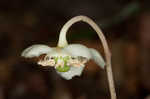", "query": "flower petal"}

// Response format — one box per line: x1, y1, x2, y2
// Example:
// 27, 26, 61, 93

21, 44, 52, 58
63, 44, 91, 59
56, 65, 85, 80
89, 48, 105, 69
